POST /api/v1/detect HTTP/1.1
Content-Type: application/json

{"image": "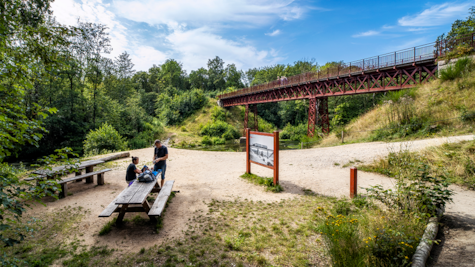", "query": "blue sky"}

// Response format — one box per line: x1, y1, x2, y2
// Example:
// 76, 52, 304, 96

52, 0, 475, 72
